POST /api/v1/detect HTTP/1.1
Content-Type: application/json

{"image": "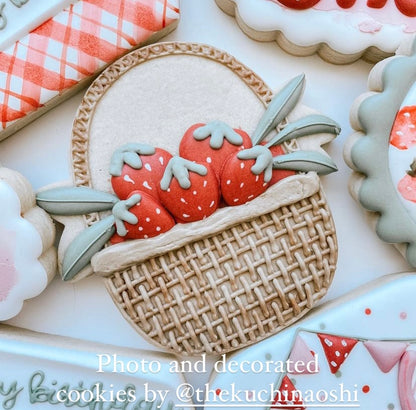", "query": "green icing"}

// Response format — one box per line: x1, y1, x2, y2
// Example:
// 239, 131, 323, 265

62, 215, 116, 281
160, 156, 207, 191
237, 145, 273, 182
351, 39, 416, 267
266, 114, 341, 148
251, 74, 305, 145
193, 121, 243, 148
272, 151, 337, 175
0, 370, 181, 409
112, 194, 141, 237
36, 187, 119, 215
110, 143, 156, 177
